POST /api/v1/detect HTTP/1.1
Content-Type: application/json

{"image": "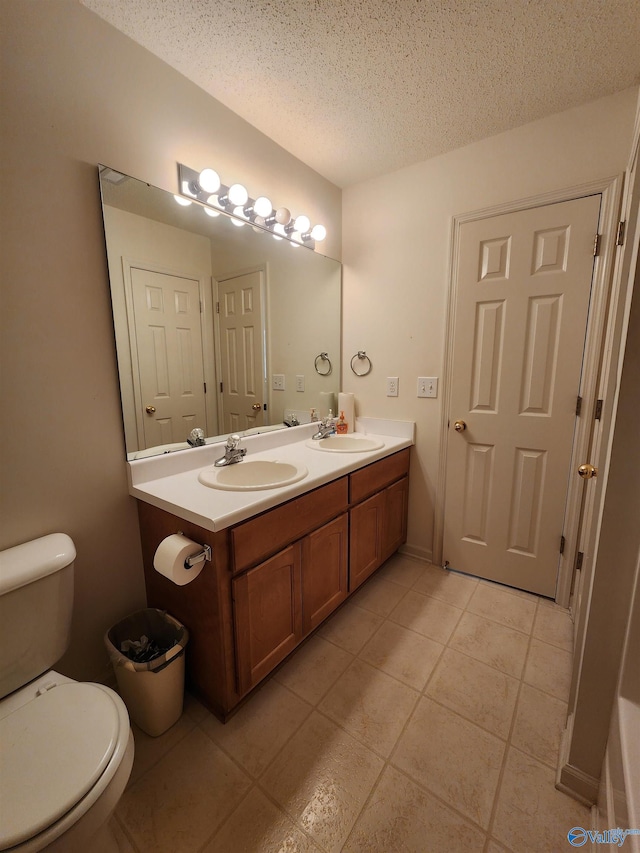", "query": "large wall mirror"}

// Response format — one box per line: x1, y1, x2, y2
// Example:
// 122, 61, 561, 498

99, 166, 342, 460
